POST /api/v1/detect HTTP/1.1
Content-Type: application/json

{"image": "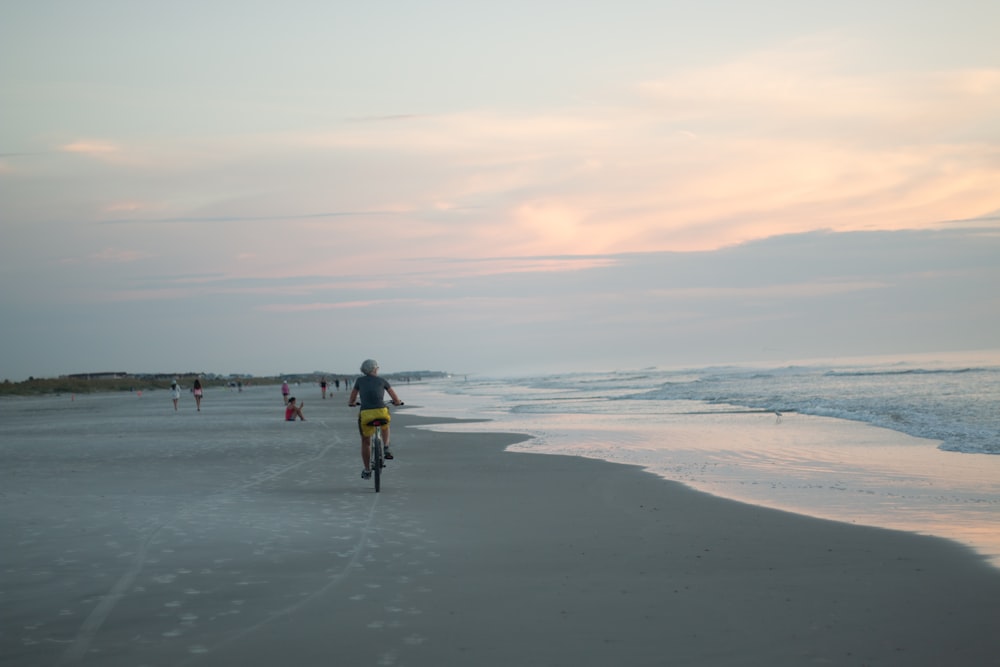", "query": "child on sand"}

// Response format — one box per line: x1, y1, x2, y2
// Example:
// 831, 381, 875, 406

284, 397, 306, 421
